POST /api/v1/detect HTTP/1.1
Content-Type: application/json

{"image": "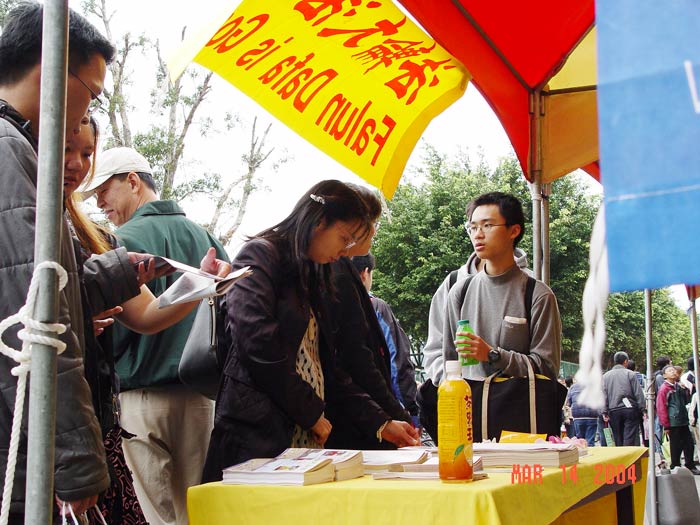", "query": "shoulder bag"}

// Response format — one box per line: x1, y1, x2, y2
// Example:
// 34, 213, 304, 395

179, 297, 221, 400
